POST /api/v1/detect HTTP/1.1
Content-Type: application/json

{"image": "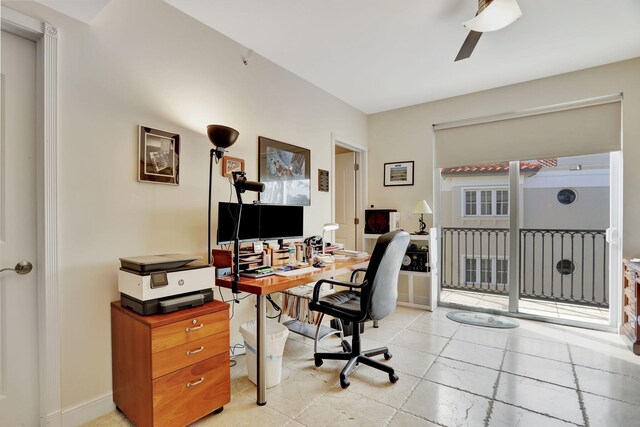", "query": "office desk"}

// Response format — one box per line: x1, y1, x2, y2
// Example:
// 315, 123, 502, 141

215, 257, 370, 406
